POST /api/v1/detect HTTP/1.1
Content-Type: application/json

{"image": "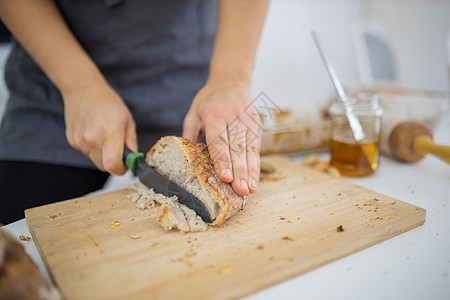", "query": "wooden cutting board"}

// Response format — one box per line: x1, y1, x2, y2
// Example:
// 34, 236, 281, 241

26, 155, 425, 300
